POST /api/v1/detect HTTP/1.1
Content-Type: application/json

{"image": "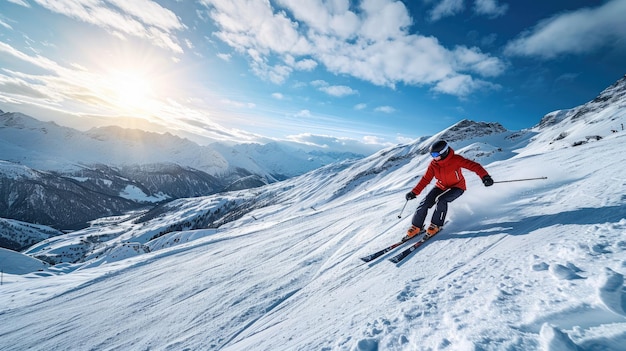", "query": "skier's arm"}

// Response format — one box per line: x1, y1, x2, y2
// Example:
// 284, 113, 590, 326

410, 165, 435, 196
459, 157, 488, 178
459, 157, 493, 186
